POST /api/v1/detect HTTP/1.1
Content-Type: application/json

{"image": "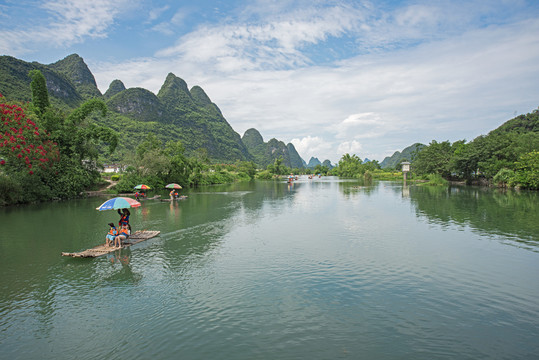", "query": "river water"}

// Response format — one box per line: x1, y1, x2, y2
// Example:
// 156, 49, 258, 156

1, 177, 538, 360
